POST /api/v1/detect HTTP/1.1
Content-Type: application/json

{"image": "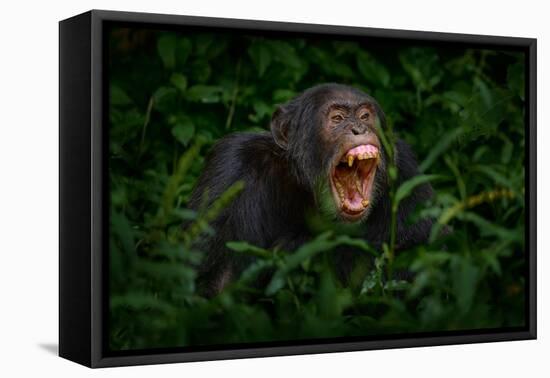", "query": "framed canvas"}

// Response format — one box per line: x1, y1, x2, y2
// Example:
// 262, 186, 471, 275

59, 10, 537, 368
